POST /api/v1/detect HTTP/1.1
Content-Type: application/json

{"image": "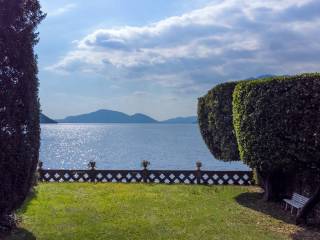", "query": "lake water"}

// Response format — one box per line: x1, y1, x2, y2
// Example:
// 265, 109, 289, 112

40, 124, 250, 170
